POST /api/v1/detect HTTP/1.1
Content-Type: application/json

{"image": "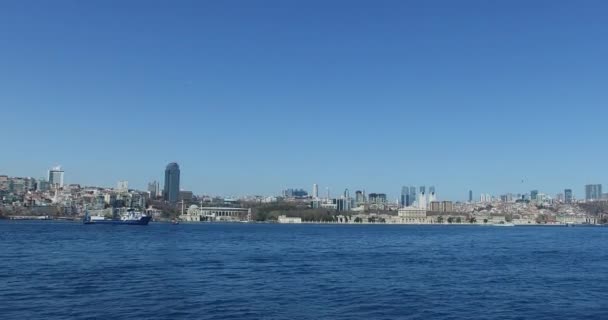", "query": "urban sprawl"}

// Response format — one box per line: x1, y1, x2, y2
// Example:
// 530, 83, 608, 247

1, 163, 607, 225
